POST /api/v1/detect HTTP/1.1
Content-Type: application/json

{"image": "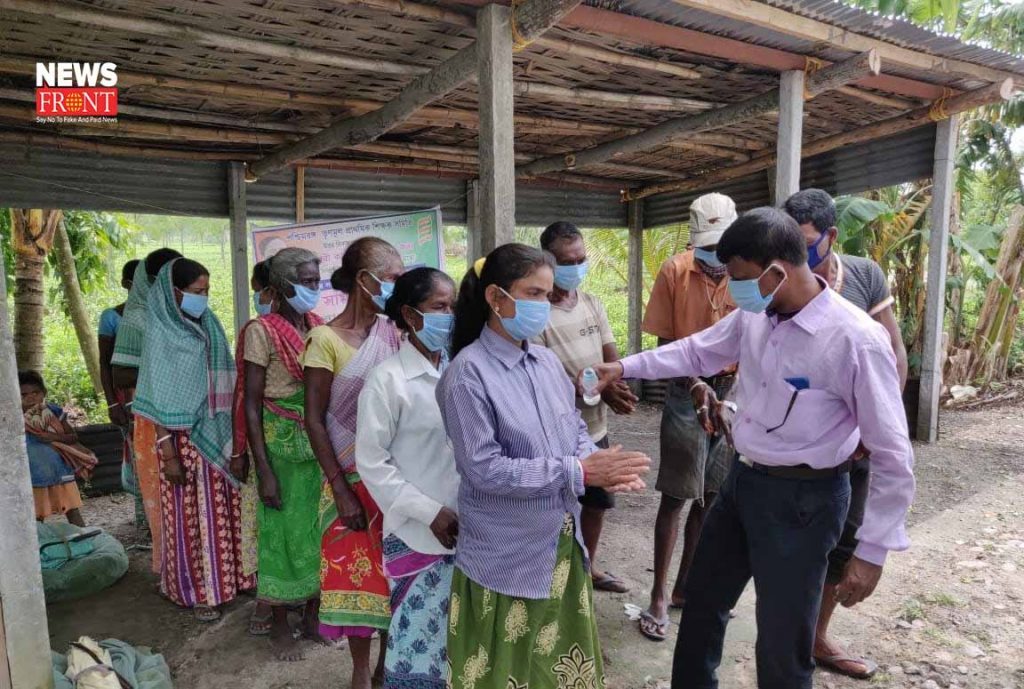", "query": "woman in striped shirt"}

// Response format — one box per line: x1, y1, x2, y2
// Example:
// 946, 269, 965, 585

437, 243, 650, 689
